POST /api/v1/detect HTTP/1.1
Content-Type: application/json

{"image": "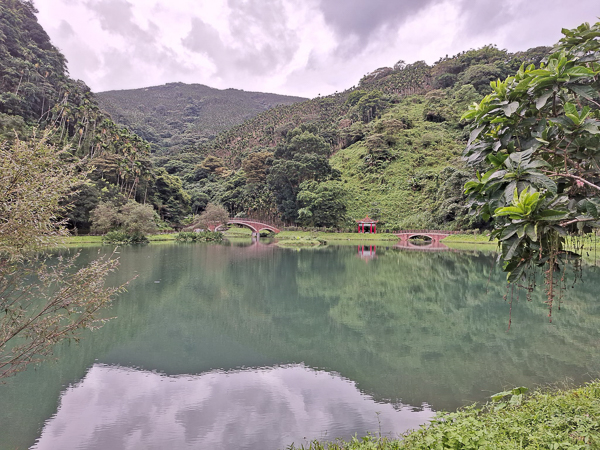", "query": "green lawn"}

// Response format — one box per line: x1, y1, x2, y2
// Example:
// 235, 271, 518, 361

441, 233, 497, 244
222, 226, 253, 237
61, 233, 178, 245
277, 231, 399, 241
